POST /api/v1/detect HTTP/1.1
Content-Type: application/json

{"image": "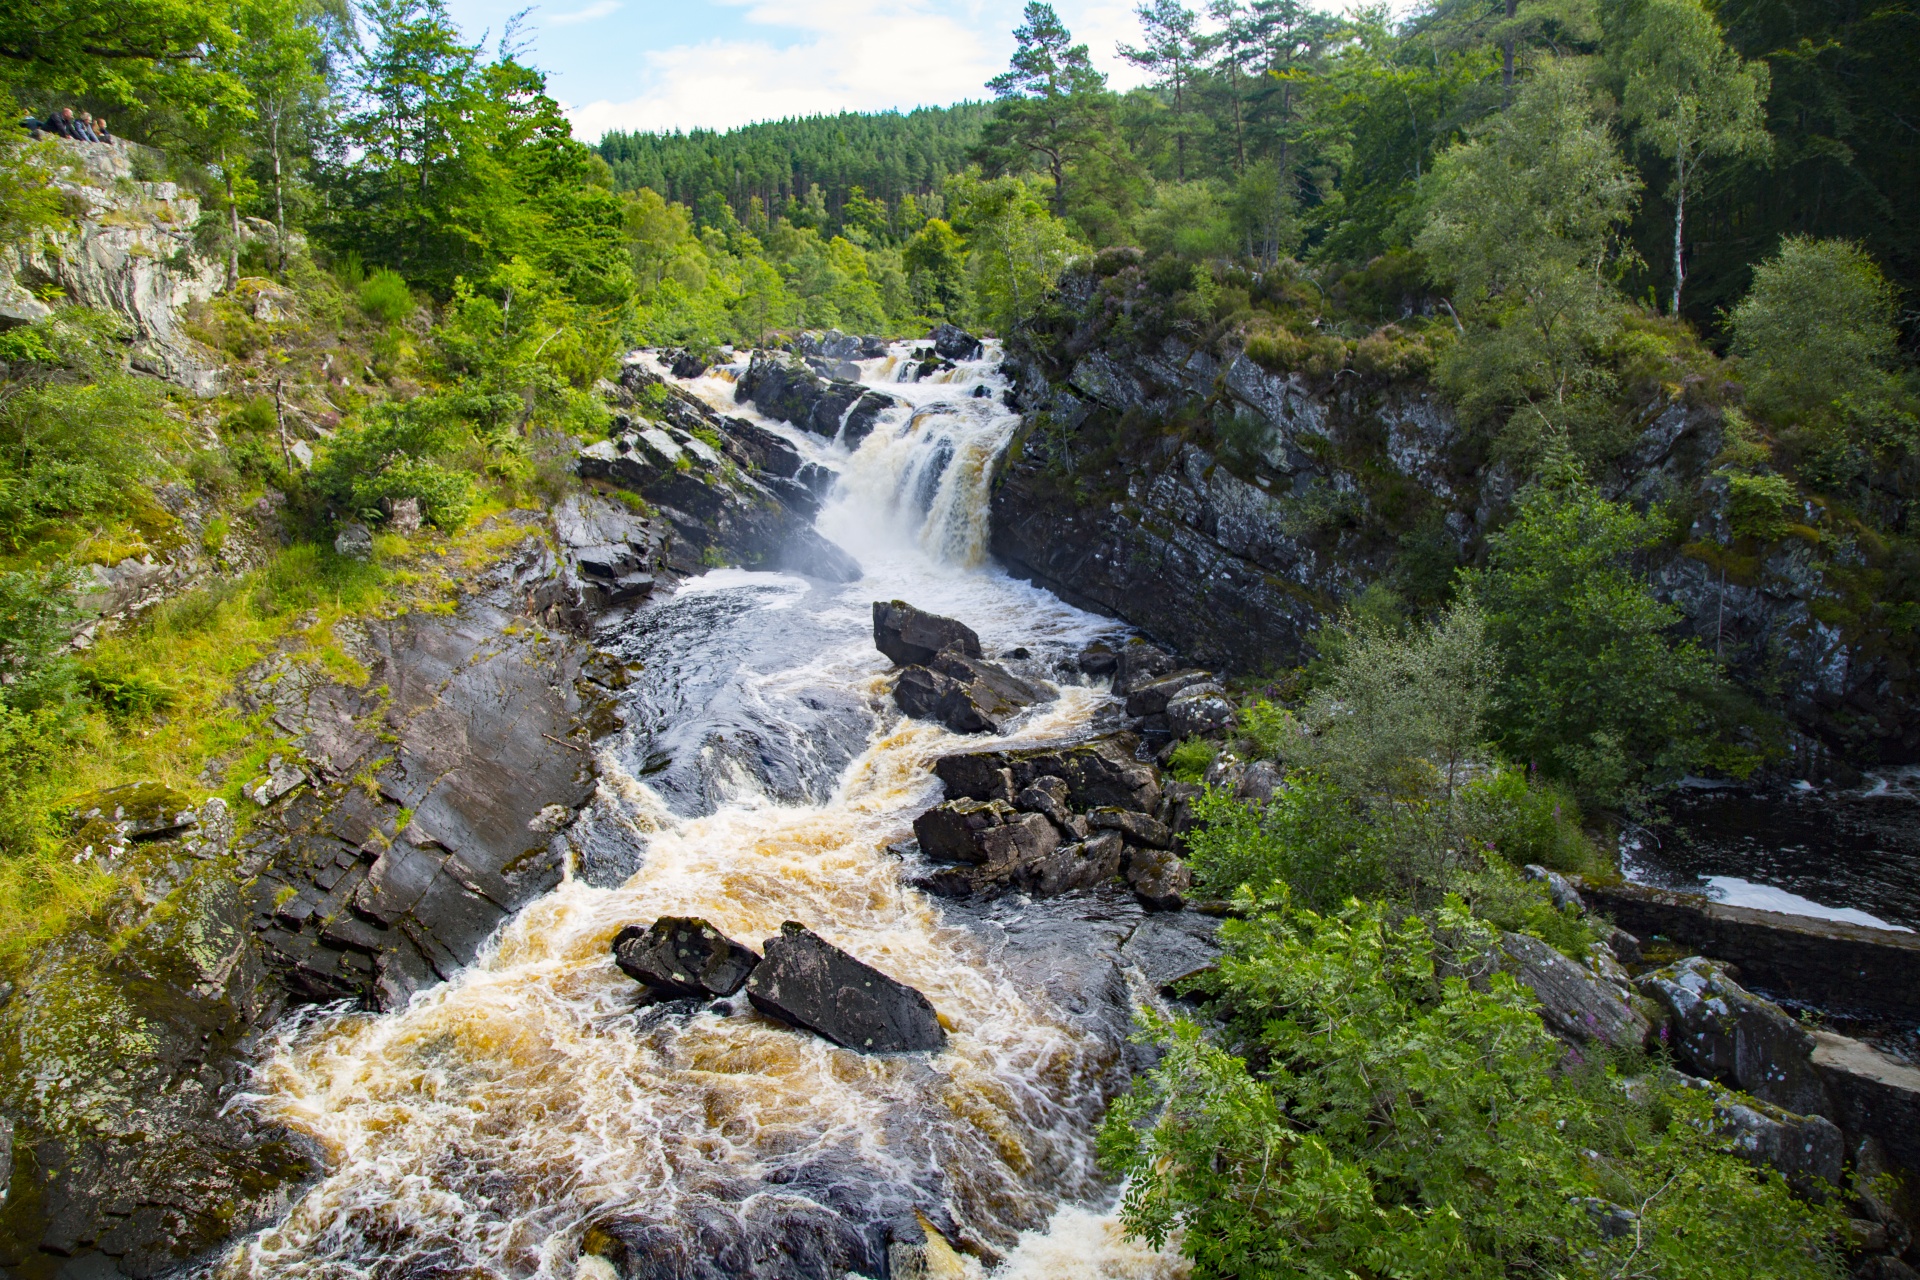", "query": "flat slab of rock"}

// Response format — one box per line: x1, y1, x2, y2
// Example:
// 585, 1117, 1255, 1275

613, 917, 760, 999
746, 922, 946, 1053
1121, 913, 1222, 992
873, 600, 982, 666
1501, 932, 1650, 1052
